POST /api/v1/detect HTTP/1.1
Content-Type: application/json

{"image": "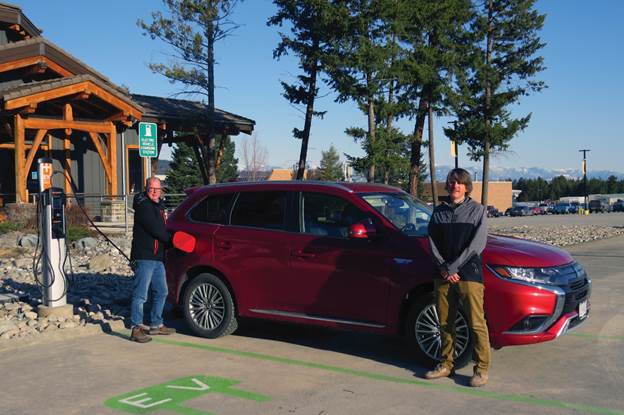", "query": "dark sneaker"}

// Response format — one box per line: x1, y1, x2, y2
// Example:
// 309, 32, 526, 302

424, 364, 453, 380
130, 326, 152, 343
149, 325, 176, 335
470, 371, 488, 387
